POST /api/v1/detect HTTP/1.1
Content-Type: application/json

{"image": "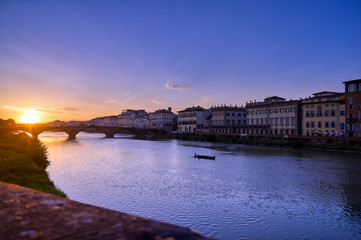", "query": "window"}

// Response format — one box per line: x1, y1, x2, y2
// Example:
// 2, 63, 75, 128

270, 118, 273, 124
285, 117, 289, 125
280, 108, 284, 113
348, 84, 357, 92
274, 118, 278, 125
306, 122, 310, 128
274, 109, 278, 113
260, 110, 264, 114
247, 111, 249, 114
339, 123, 345, 130
232, 120, 235, 125
306, 111, 310, 117
232, 113, 235, 117
251, 119, 254, 125
265, 110, 268, 114
349, 97, 353, 104
318, 122, 322, 128
238, 113, 241, 117
325, 110, 329, 117
256, 110, 259, 114
311, 122, 315, 128
311, 111, 315, 117
227, 113, 230, 116
331, 110, 335, 116
256, 119, 259, 125
270, 109, 273, 113
291, 118, 295, 125
349, 105, 353, 109
331, 122, 335, 128
260, 118, 263, 125
280, 117, 284, 125
325, 104, 329, 107
251, 110, 254, 114
291, 108, 295, 112
285, 108, 290, 112
325, 122, 329, 128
